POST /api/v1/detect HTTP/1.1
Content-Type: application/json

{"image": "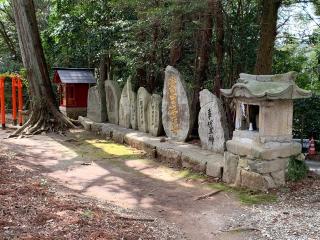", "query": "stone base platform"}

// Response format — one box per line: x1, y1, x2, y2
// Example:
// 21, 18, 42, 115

79, 116, 224, 178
